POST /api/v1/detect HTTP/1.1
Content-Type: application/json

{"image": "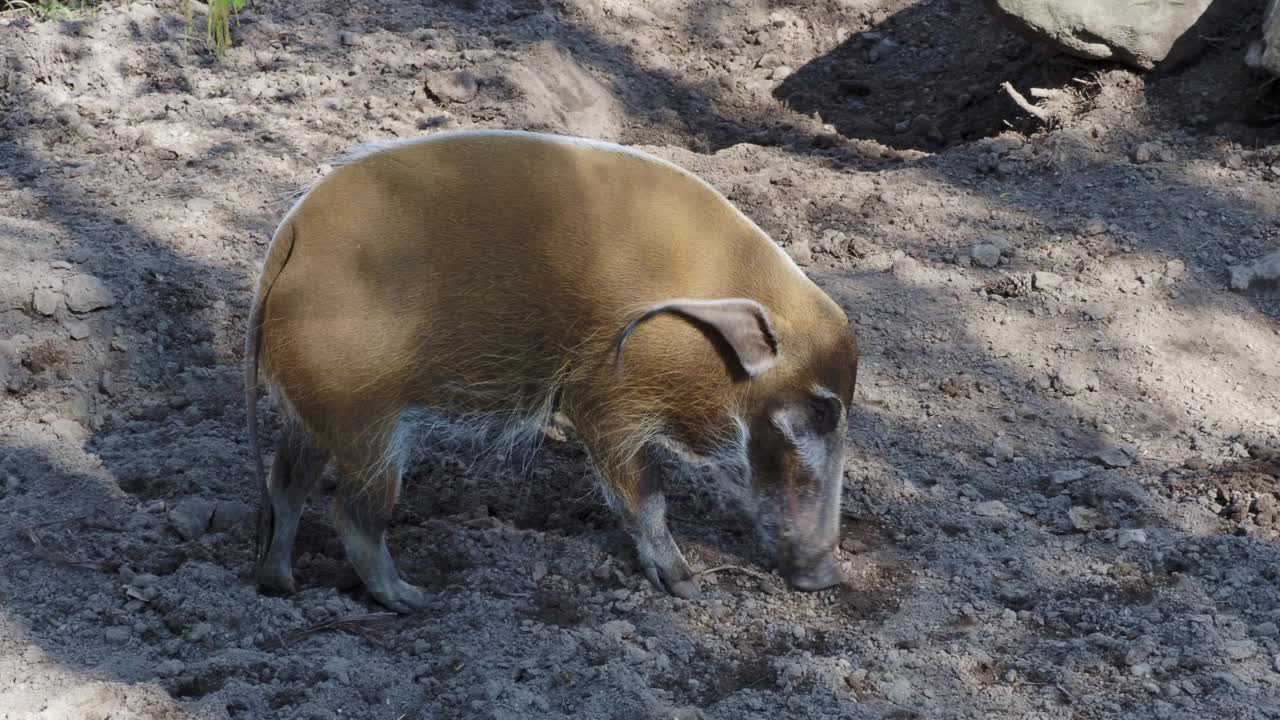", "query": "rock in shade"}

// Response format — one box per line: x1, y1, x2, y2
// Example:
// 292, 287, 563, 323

323, 656, 353, 683
971, 243, 1001, 268
1225, 640, 1258, 661
1051, 469, 1086, 484
209, 501, 254, 533
1091, 448, 1133, 468
1117, 529, 1148, 548
600, 620, 636, 642
62, 274, 114, 313
168, 497, 216, 540
1069, 506, 1112, 531
975, 500, 1012, 518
